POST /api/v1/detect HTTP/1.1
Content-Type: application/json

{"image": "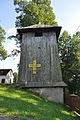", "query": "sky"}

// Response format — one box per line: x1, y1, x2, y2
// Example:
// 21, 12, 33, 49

51, 0, 80, 34
0, 0, 80, 72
